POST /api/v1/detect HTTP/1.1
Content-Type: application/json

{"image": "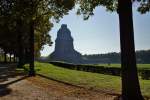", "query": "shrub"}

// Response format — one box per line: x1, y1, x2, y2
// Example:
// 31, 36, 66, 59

49, 61, 150, 79
140, 69, 150, 80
